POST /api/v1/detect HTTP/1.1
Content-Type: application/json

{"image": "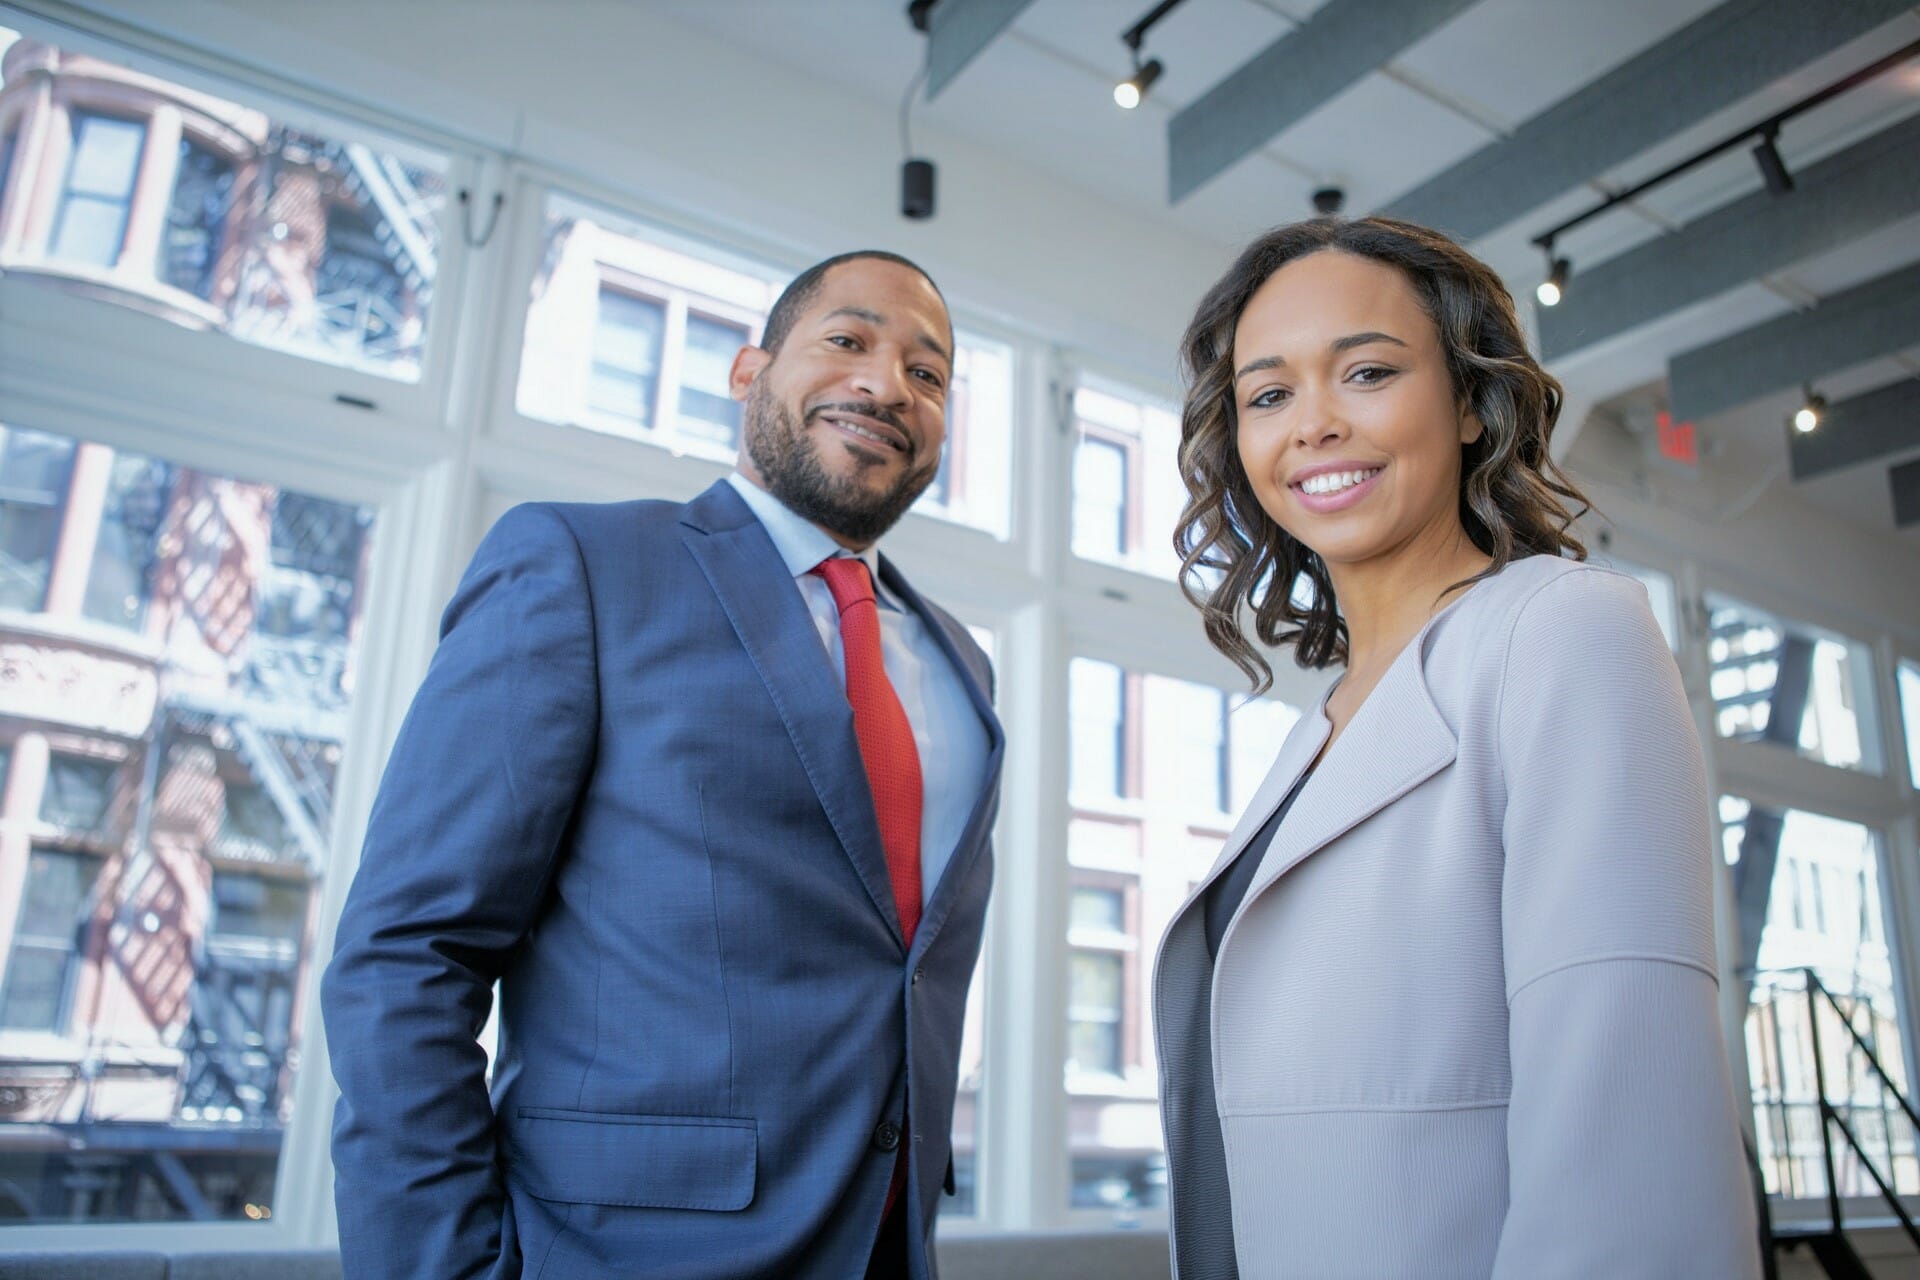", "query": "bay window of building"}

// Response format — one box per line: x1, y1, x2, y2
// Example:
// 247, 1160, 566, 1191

0, 419, 377, 1223
1706, 593, 1883, 775
0, 28, 449, 380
